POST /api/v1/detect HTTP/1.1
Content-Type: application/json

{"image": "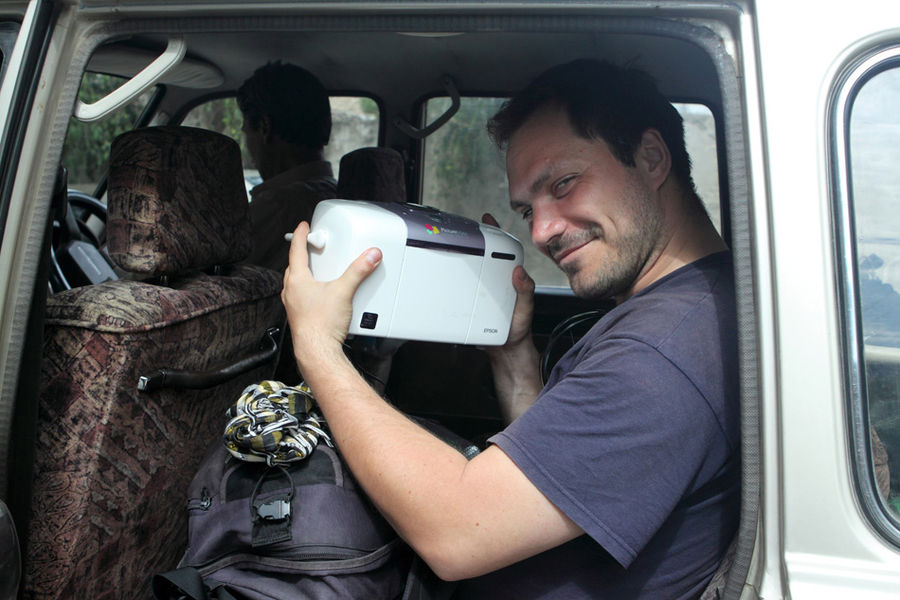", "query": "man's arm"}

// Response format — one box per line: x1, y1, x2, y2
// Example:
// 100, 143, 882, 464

483, 265, 542, 422
480, 213, 543, 423
282, 222, 583, 581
